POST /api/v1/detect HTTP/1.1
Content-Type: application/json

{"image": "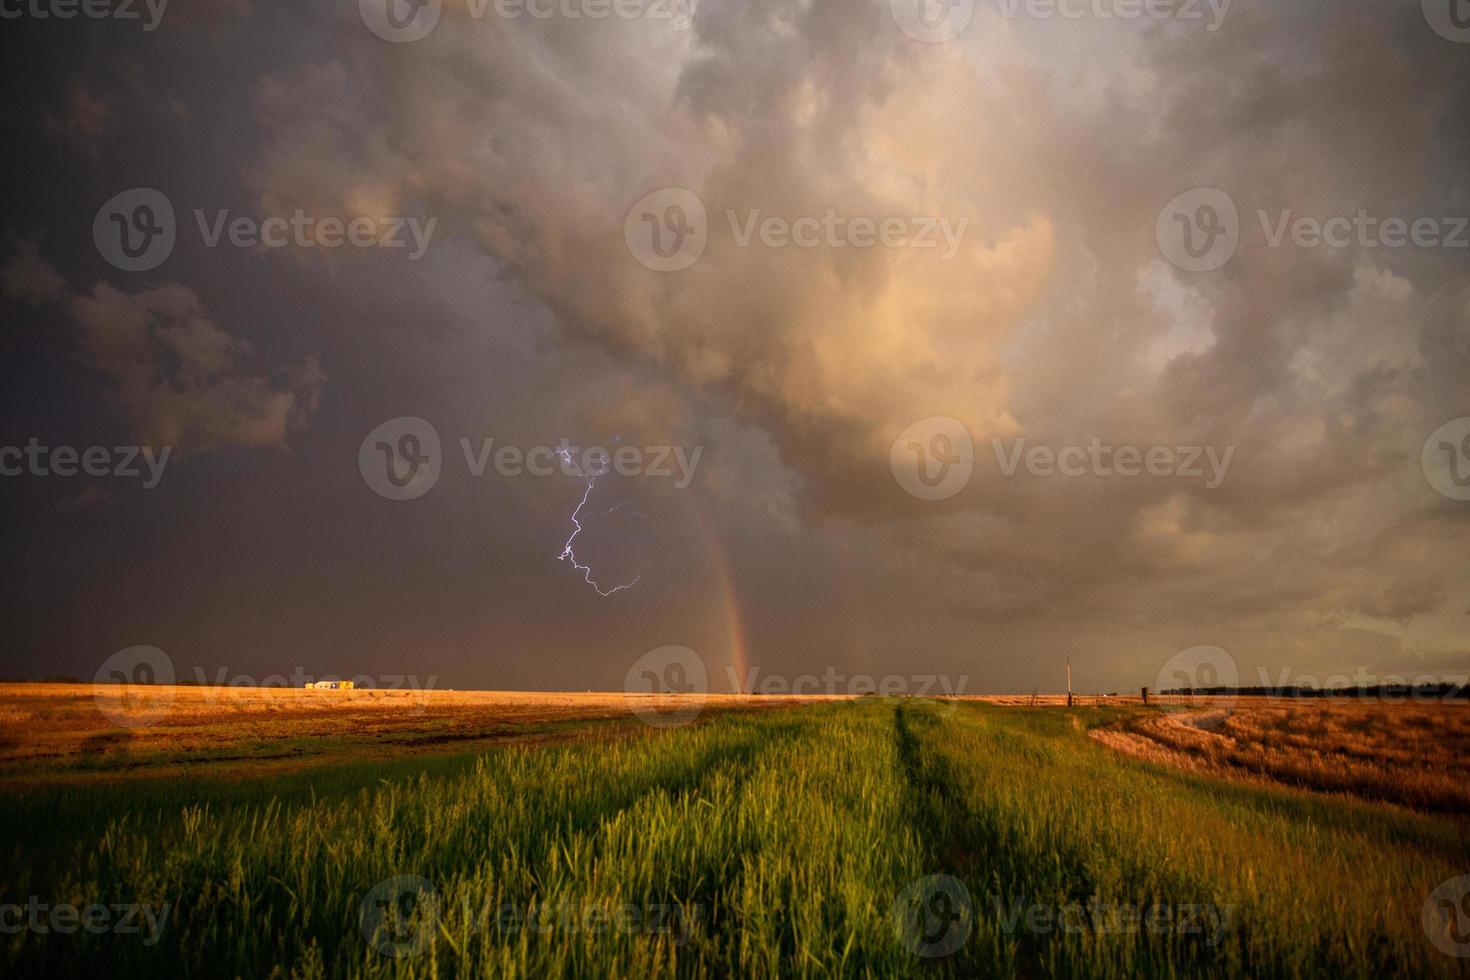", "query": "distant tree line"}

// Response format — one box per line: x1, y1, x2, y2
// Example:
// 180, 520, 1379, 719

1160, 684, 1468, 700
0, 676, 85, 684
